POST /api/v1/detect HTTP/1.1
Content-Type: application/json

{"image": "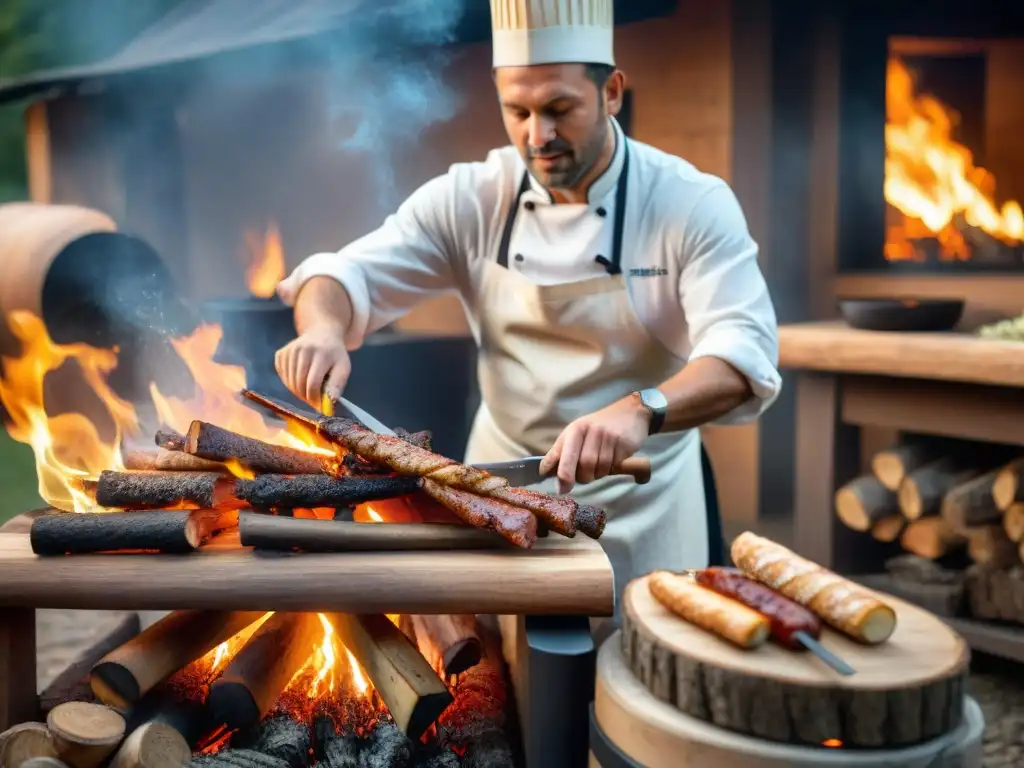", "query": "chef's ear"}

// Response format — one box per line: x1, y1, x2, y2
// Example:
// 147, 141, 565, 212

604, 69, 627, 117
